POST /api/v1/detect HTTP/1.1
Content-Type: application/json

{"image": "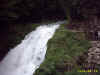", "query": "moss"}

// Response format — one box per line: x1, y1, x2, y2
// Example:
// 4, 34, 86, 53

35, 24, 91, 75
